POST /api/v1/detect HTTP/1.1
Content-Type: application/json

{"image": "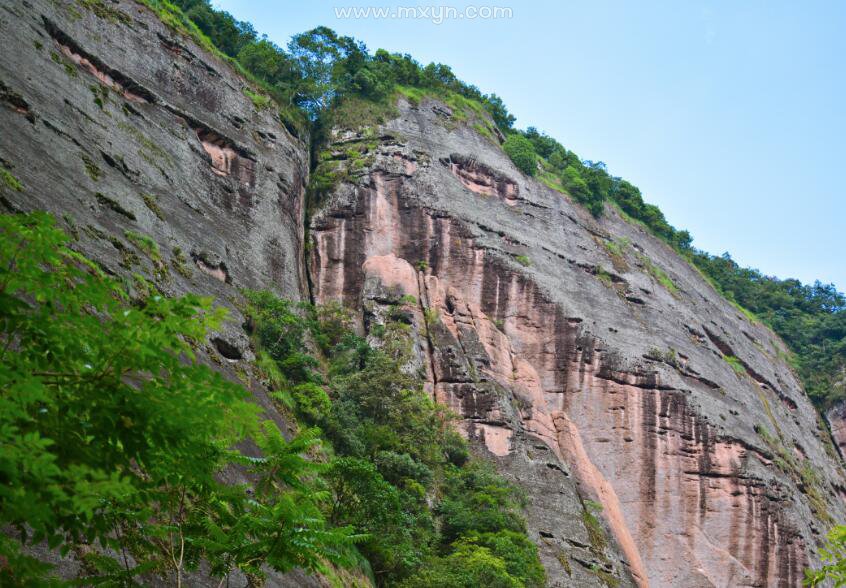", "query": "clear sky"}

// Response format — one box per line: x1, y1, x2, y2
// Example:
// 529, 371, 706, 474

215, 0, 845, 291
